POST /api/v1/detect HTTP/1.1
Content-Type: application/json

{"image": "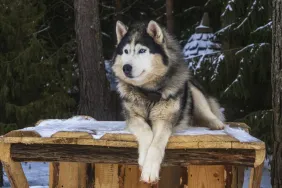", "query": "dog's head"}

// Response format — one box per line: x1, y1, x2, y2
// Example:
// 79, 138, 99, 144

112, 21, 170, 88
